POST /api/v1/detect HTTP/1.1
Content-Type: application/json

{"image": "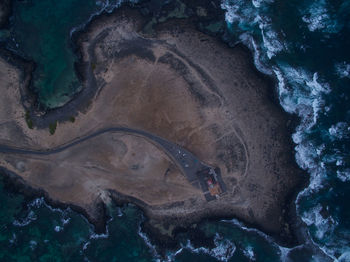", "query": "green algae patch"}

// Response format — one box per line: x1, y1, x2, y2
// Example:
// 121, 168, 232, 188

25, 111, 33, 129
49, 121, 57, 135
